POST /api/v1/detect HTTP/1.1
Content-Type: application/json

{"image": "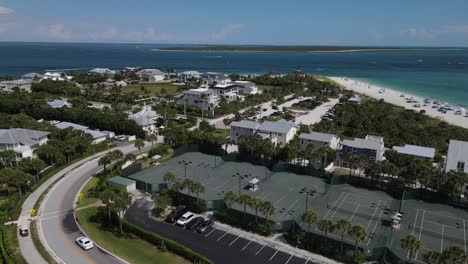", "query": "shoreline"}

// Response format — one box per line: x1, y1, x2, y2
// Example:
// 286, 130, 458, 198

154, 48, 461, 53
329, 76, 468, 129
